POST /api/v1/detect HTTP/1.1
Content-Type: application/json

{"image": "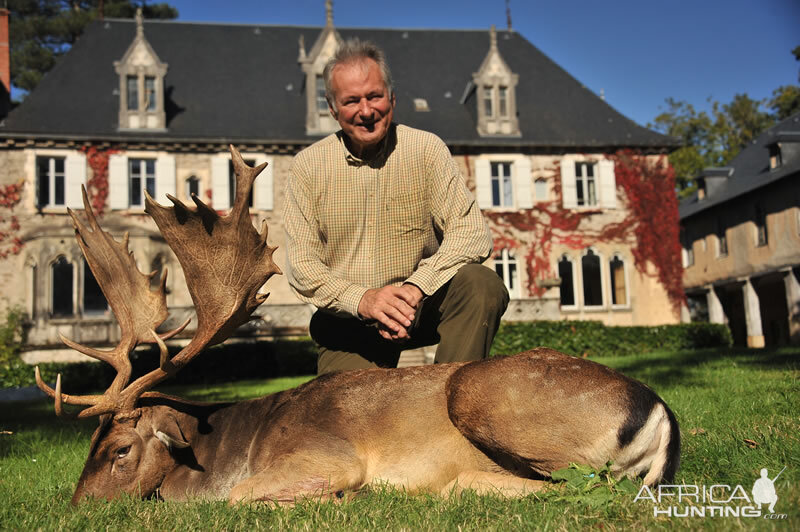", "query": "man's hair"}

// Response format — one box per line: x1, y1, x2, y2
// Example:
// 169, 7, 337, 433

323, 38, 394, 112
